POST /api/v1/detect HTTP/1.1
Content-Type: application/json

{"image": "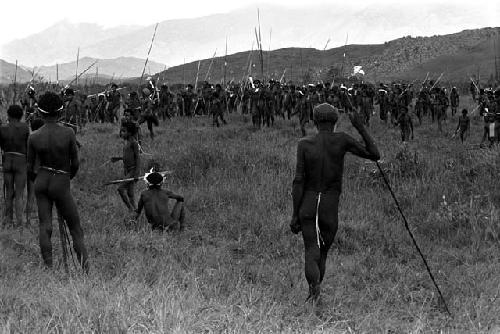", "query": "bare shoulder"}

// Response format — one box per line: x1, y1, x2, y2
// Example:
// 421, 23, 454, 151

297, 135, 316, 146
29, 127, 43, 139
334, 131, 355, 141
